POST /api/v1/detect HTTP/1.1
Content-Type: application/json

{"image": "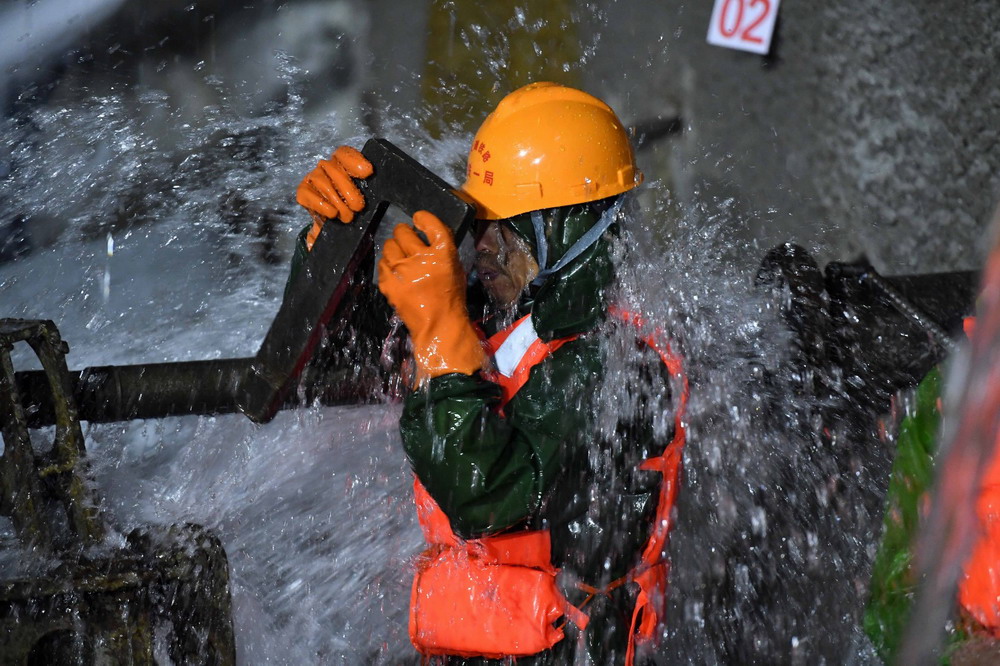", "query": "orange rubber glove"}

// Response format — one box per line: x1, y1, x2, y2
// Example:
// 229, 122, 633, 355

377, 211, 486, 382
295, 145, 374, 250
